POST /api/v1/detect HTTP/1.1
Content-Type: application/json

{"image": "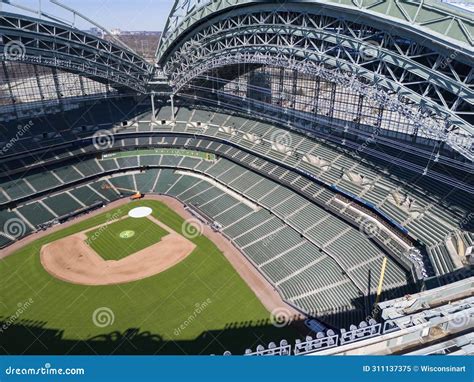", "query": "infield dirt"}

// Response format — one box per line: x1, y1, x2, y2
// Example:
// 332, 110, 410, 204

40, 215, 196, 285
